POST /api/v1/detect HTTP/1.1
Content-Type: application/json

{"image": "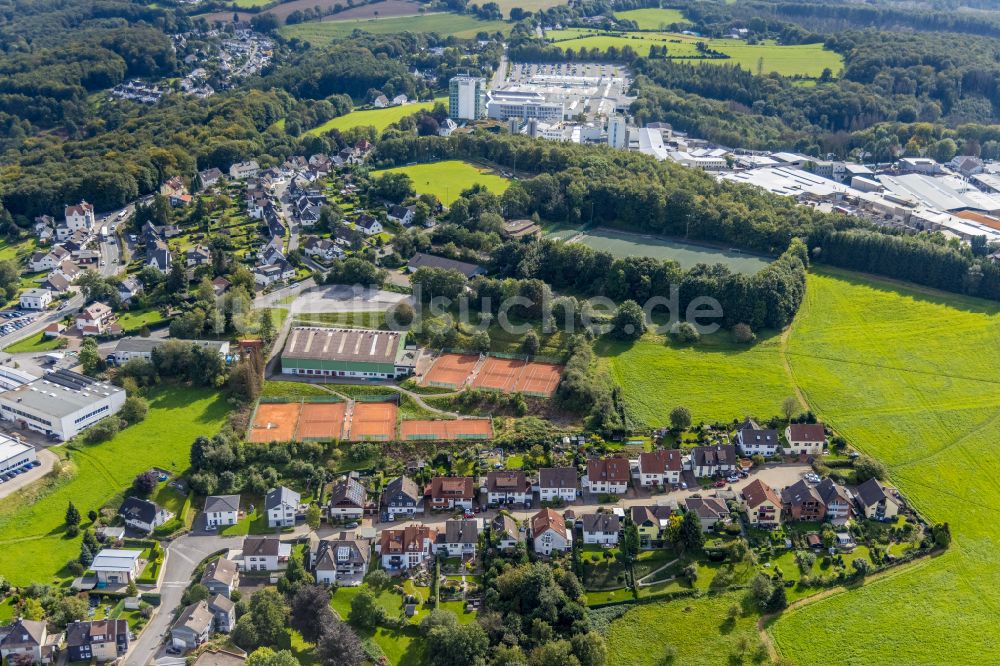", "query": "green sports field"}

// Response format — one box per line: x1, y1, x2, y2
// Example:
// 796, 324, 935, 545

546, 226, 771, 274
372, 160, 509, 204
305, 96, 447, 135
0, 386, 230, 585
602, 267, 1000, 663
546, 29, 843, 77
280, 13, 510, 44
613, 7, 689, 29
